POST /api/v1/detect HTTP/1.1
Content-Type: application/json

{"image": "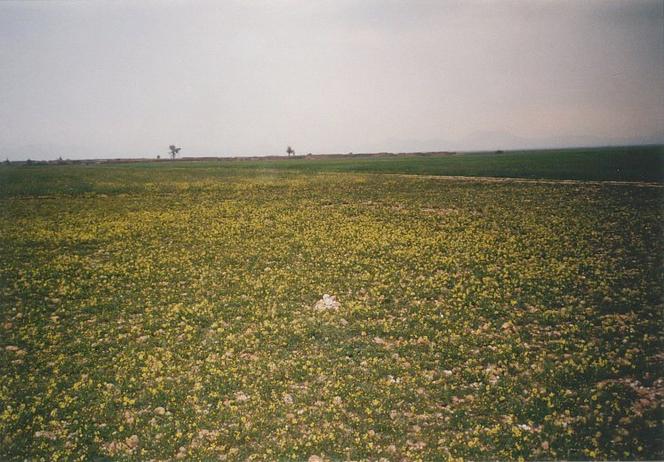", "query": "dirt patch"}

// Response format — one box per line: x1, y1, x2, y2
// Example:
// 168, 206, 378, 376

388, 174, 664, 188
